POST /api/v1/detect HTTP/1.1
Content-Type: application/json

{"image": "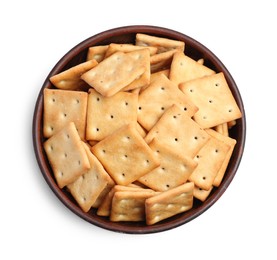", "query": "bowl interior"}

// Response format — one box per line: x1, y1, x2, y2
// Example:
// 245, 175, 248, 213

33, 25, 246, 234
